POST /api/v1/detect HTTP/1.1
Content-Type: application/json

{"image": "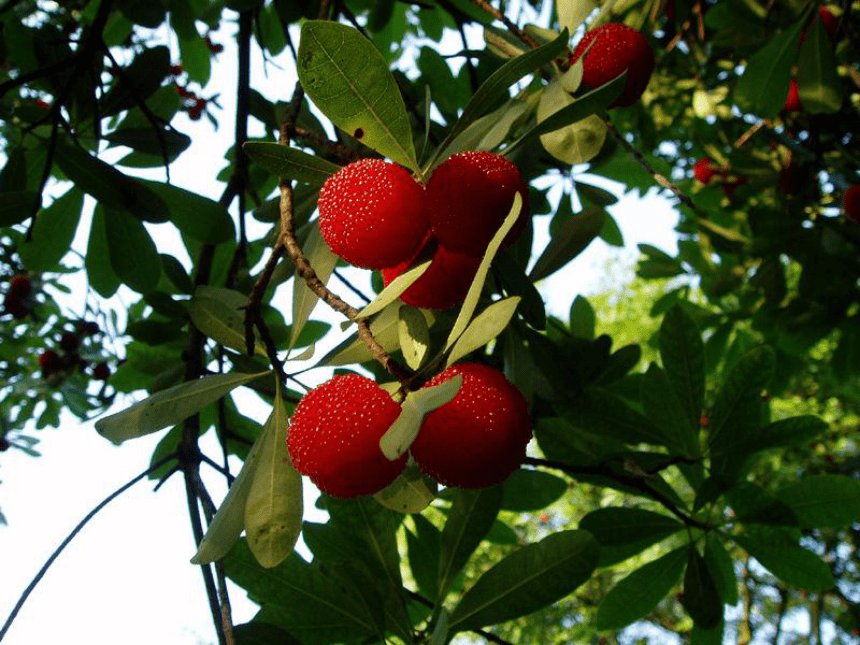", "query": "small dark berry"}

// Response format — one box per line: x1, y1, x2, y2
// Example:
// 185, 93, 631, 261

10, 274, 32, 297
81, 321, 100, 336
93, 362, 111, 381
3, 293, 27, 319
39, 350, 61, 376
60, 332, 80, 353
0, 437, 9, 451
